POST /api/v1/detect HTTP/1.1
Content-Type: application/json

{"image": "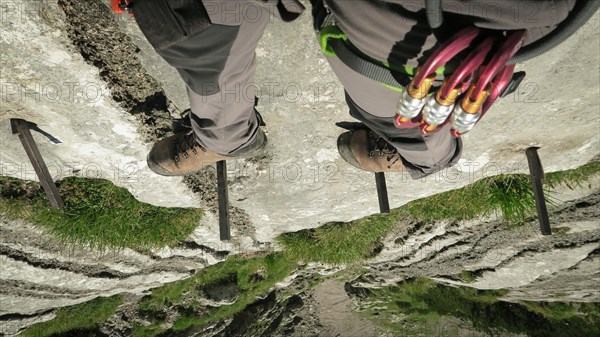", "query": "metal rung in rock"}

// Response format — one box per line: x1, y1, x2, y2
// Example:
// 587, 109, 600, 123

217, 160, 230, 241
526, 147, 552, 236
10, 119, 64, 209
375, 172, 390, 214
